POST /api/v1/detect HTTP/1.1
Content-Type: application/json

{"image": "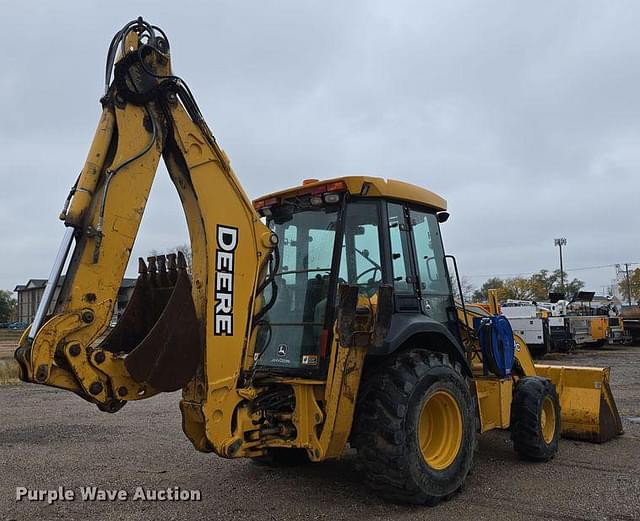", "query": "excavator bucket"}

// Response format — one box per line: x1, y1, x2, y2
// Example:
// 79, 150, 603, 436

534, 364, 623, 443
99, 251, 201, 392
